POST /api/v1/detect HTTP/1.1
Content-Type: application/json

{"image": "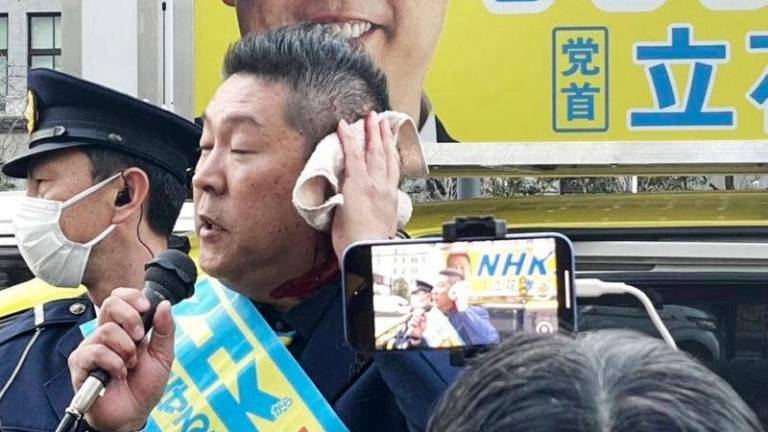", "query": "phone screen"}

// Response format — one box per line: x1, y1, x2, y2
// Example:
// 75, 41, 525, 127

344, 234, 575, 352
